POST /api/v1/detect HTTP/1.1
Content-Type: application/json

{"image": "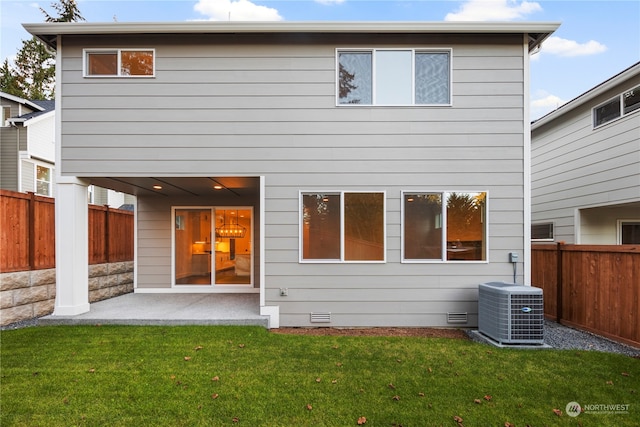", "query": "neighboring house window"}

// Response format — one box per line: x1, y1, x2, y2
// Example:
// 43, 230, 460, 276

1, 106, 10, 126
593, 84, 640, 127
84, 49, 155, 77
36, 165, 52, 196
402, 191, 487, 262
619, 220, 640, 244
337, 49, 451, 106
301, 192, 385, 262
532, 222, 554, 241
